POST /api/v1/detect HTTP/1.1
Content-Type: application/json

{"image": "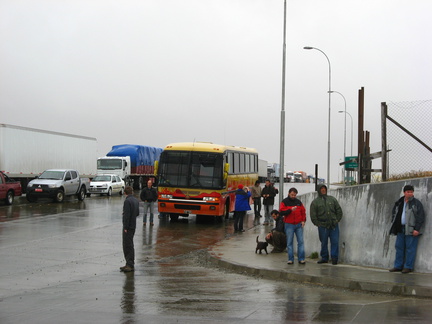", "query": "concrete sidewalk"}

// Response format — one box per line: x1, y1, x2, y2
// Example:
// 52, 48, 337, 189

206, 225, 432, 298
